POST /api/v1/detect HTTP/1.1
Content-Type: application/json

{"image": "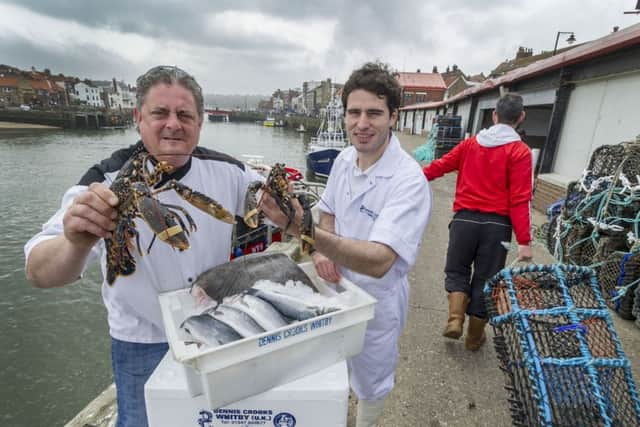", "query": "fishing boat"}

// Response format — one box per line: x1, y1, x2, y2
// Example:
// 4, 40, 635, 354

306, 93, 347, 180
